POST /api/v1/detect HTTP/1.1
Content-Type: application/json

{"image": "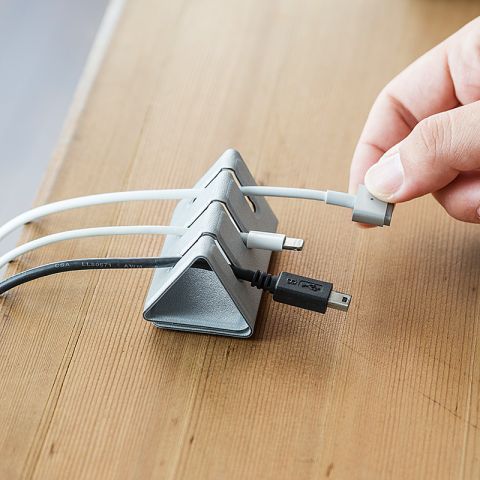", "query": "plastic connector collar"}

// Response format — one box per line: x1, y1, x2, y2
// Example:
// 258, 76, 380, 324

352, 185, 394, 227
241, 231, 304, 251
324, 185, 393, 227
